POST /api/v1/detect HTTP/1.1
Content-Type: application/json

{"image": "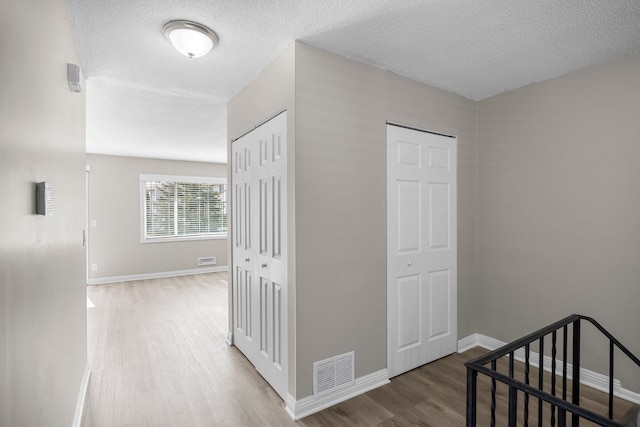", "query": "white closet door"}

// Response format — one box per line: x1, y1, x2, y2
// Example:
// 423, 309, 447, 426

231, 132, 255, 360
232, 112, 287, 400
387, 124, 457, 378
